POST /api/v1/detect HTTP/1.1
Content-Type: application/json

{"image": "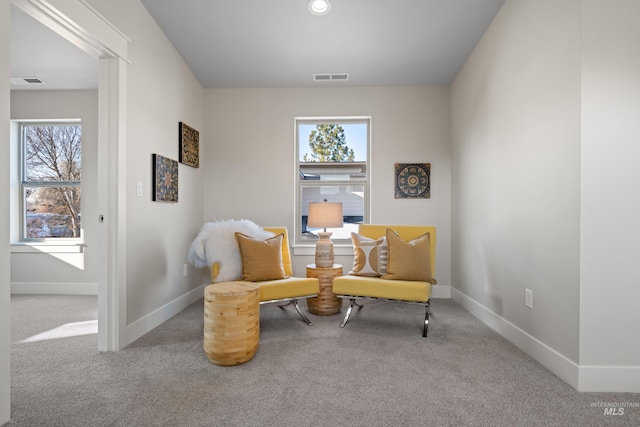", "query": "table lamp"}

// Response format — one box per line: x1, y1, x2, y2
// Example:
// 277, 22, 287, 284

307, 200, 343, 268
